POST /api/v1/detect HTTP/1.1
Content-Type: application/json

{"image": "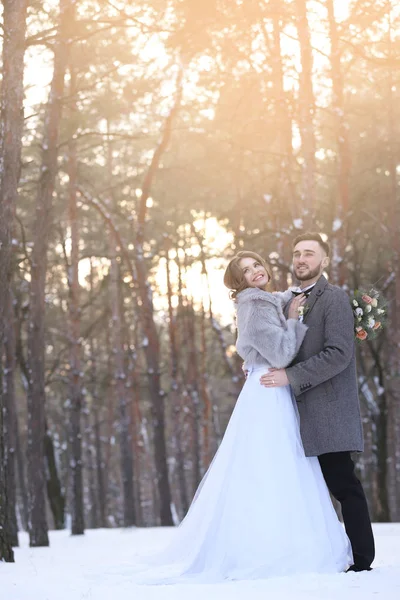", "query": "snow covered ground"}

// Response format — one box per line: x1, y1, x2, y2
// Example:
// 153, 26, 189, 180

2, 524, 400, 600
